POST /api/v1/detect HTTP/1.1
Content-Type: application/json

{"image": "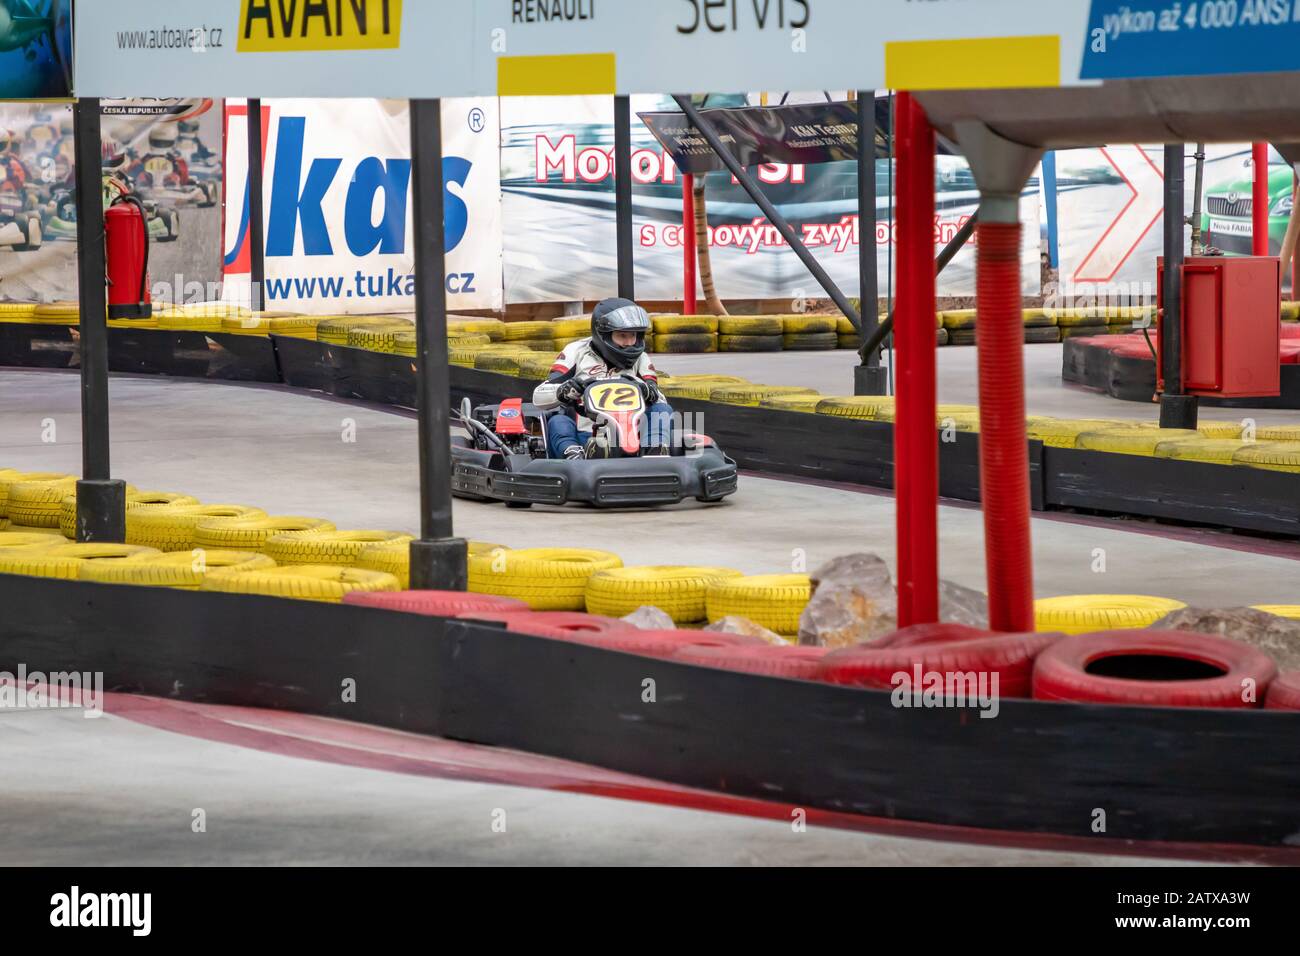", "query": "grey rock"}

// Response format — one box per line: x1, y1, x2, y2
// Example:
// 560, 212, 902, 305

704, 615, 790, 645
620, 605, 676, 630
1151, 606, 1300, 670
